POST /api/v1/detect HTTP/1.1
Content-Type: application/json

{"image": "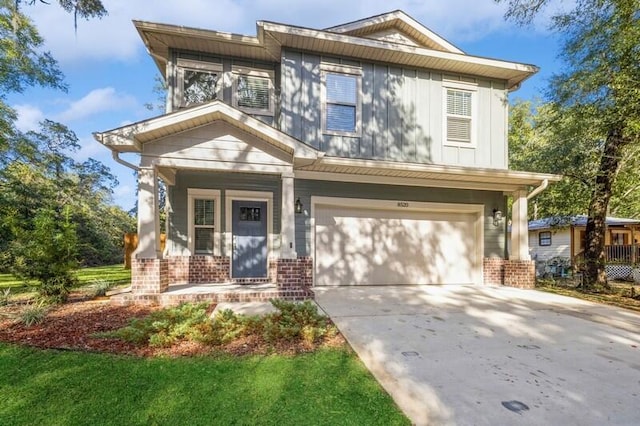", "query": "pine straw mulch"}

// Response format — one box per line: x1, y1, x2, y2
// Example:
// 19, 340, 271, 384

0, 292, 345, 357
